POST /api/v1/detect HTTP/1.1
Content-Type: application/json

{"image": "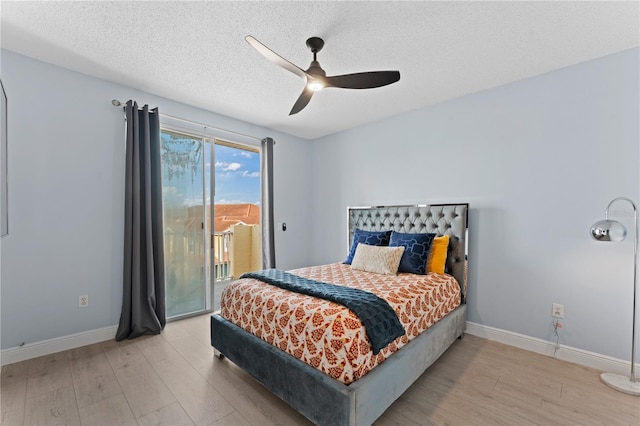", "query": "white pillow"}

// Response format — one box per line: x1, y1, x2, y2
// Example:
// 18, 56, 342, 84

350, 243, 405, 275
